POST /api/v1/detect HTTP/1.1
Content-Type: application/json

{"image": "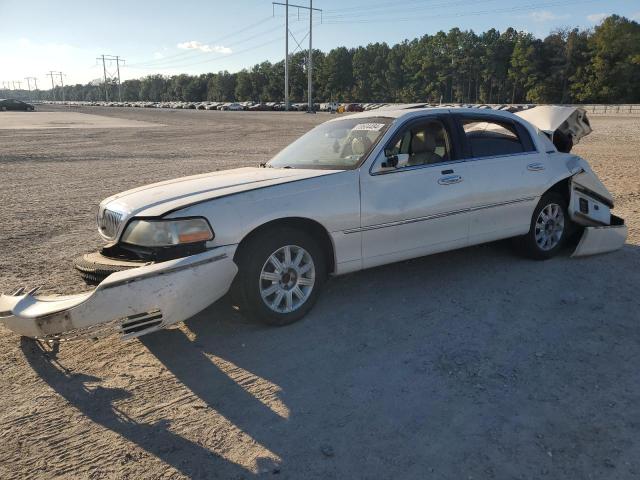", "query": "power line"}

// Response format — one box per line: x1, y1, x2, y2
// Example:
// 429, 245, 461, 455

127, 16, 276, 67
129, 23, 283, 68
321, 0, 598, 23
128, 16, 316, 69
323, 0, 489, 14
126, 27, 309, 71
